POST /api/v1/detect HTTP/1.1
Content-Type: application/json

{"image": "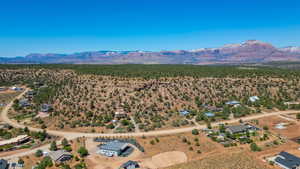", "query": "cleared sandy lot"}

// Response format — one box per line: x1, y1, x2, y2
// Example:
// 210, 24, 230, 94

257, 115, 300, 139
166, 151, 273, 169
141, 151, 187, 169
